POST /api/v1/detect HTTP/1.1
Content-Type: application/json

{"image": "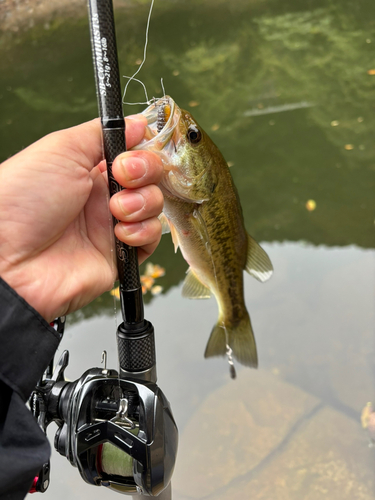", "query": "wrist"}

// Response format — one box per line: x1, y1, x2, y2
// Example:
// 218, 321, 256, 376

0, 266, 56, 322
